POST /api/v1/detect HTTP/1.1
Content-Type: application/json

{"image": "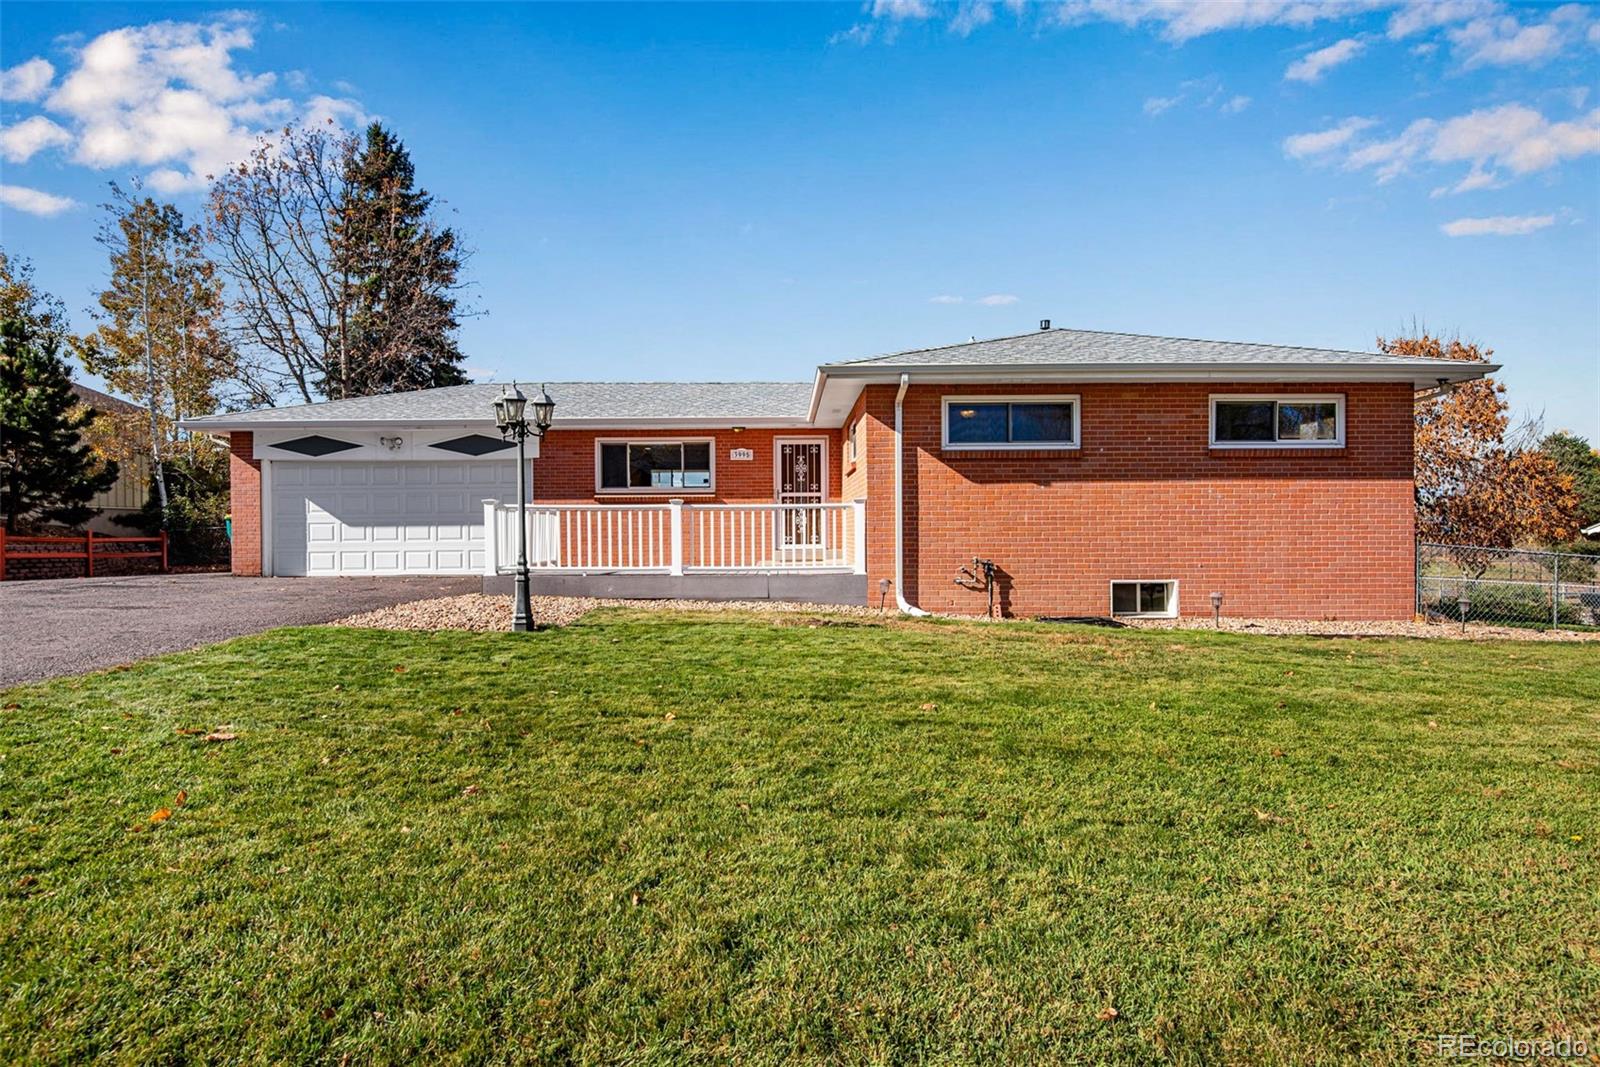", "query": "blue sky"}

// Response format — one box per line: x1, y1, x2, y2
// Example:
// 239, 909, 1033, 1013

2, 1, 1597, 437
